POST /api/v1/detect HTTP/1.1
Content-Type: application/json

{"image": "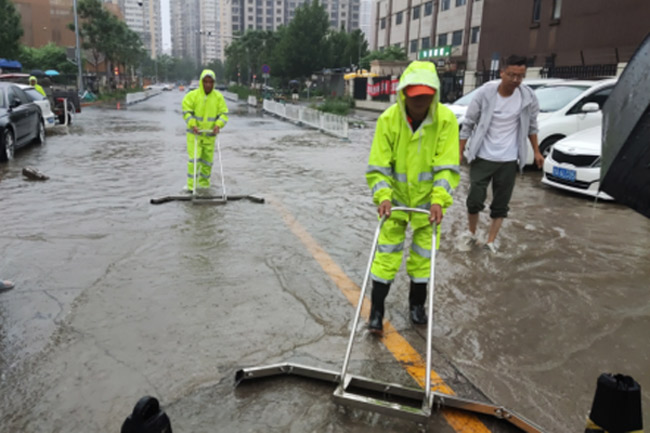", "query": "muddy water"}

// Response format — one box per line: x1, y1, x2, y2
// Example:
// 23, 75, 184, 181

0, 92, 648, 432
